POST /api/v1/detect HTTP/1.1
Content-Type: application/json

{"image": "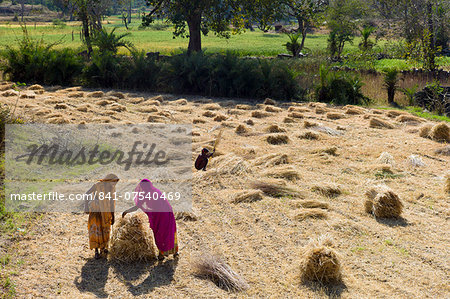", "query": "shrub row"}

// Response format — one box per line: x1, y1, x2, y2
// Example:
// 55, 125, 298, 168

1, 40, 303, 101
